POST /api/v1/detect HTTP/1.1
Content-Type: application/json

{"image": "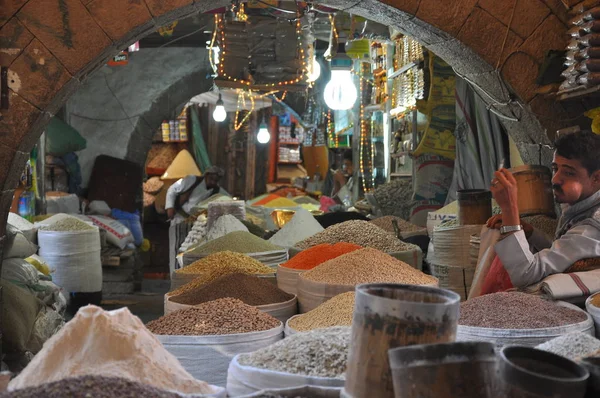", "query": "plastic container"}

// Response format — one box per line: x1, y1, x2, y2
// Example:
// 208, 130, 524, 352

585, 292, 600, 338
342, 284, 461, 398
457, 190, 492, 226
581, 357, 600, 397
388, 342, 500, 398
226, 355, 345, 397
164, 294, 297, 323
276, 265, 305, 295
156, 323, 284, 388
457, 301, 594, 348
510, 165, 555, 217
498, 345, 589, 398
